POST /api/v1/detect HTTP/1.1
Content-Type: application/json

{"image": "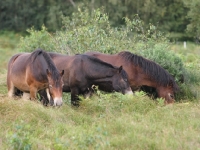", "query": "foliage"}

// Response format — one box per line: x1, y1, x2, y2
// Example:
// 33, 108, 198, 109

0, 0, 74, 31
19, 25, 55, 52
171, 42, 200, 100
0, 0, 199, 41
0, 27, 200, 150
183, 0, 200, 42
